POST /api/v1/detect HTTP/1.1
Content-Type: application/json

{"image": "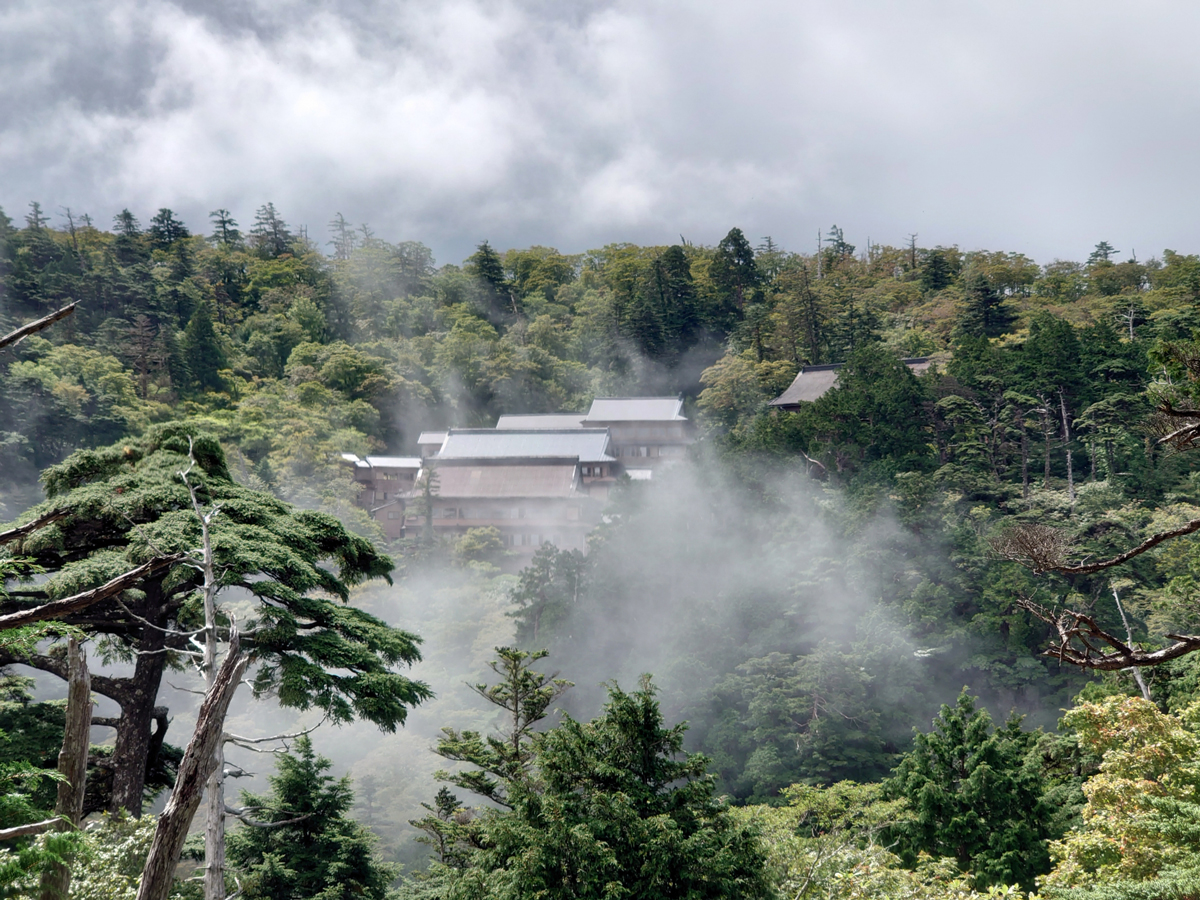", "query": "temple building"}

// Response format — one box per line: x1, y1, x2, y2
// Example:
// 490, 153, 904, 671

345, 397, 693, 553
